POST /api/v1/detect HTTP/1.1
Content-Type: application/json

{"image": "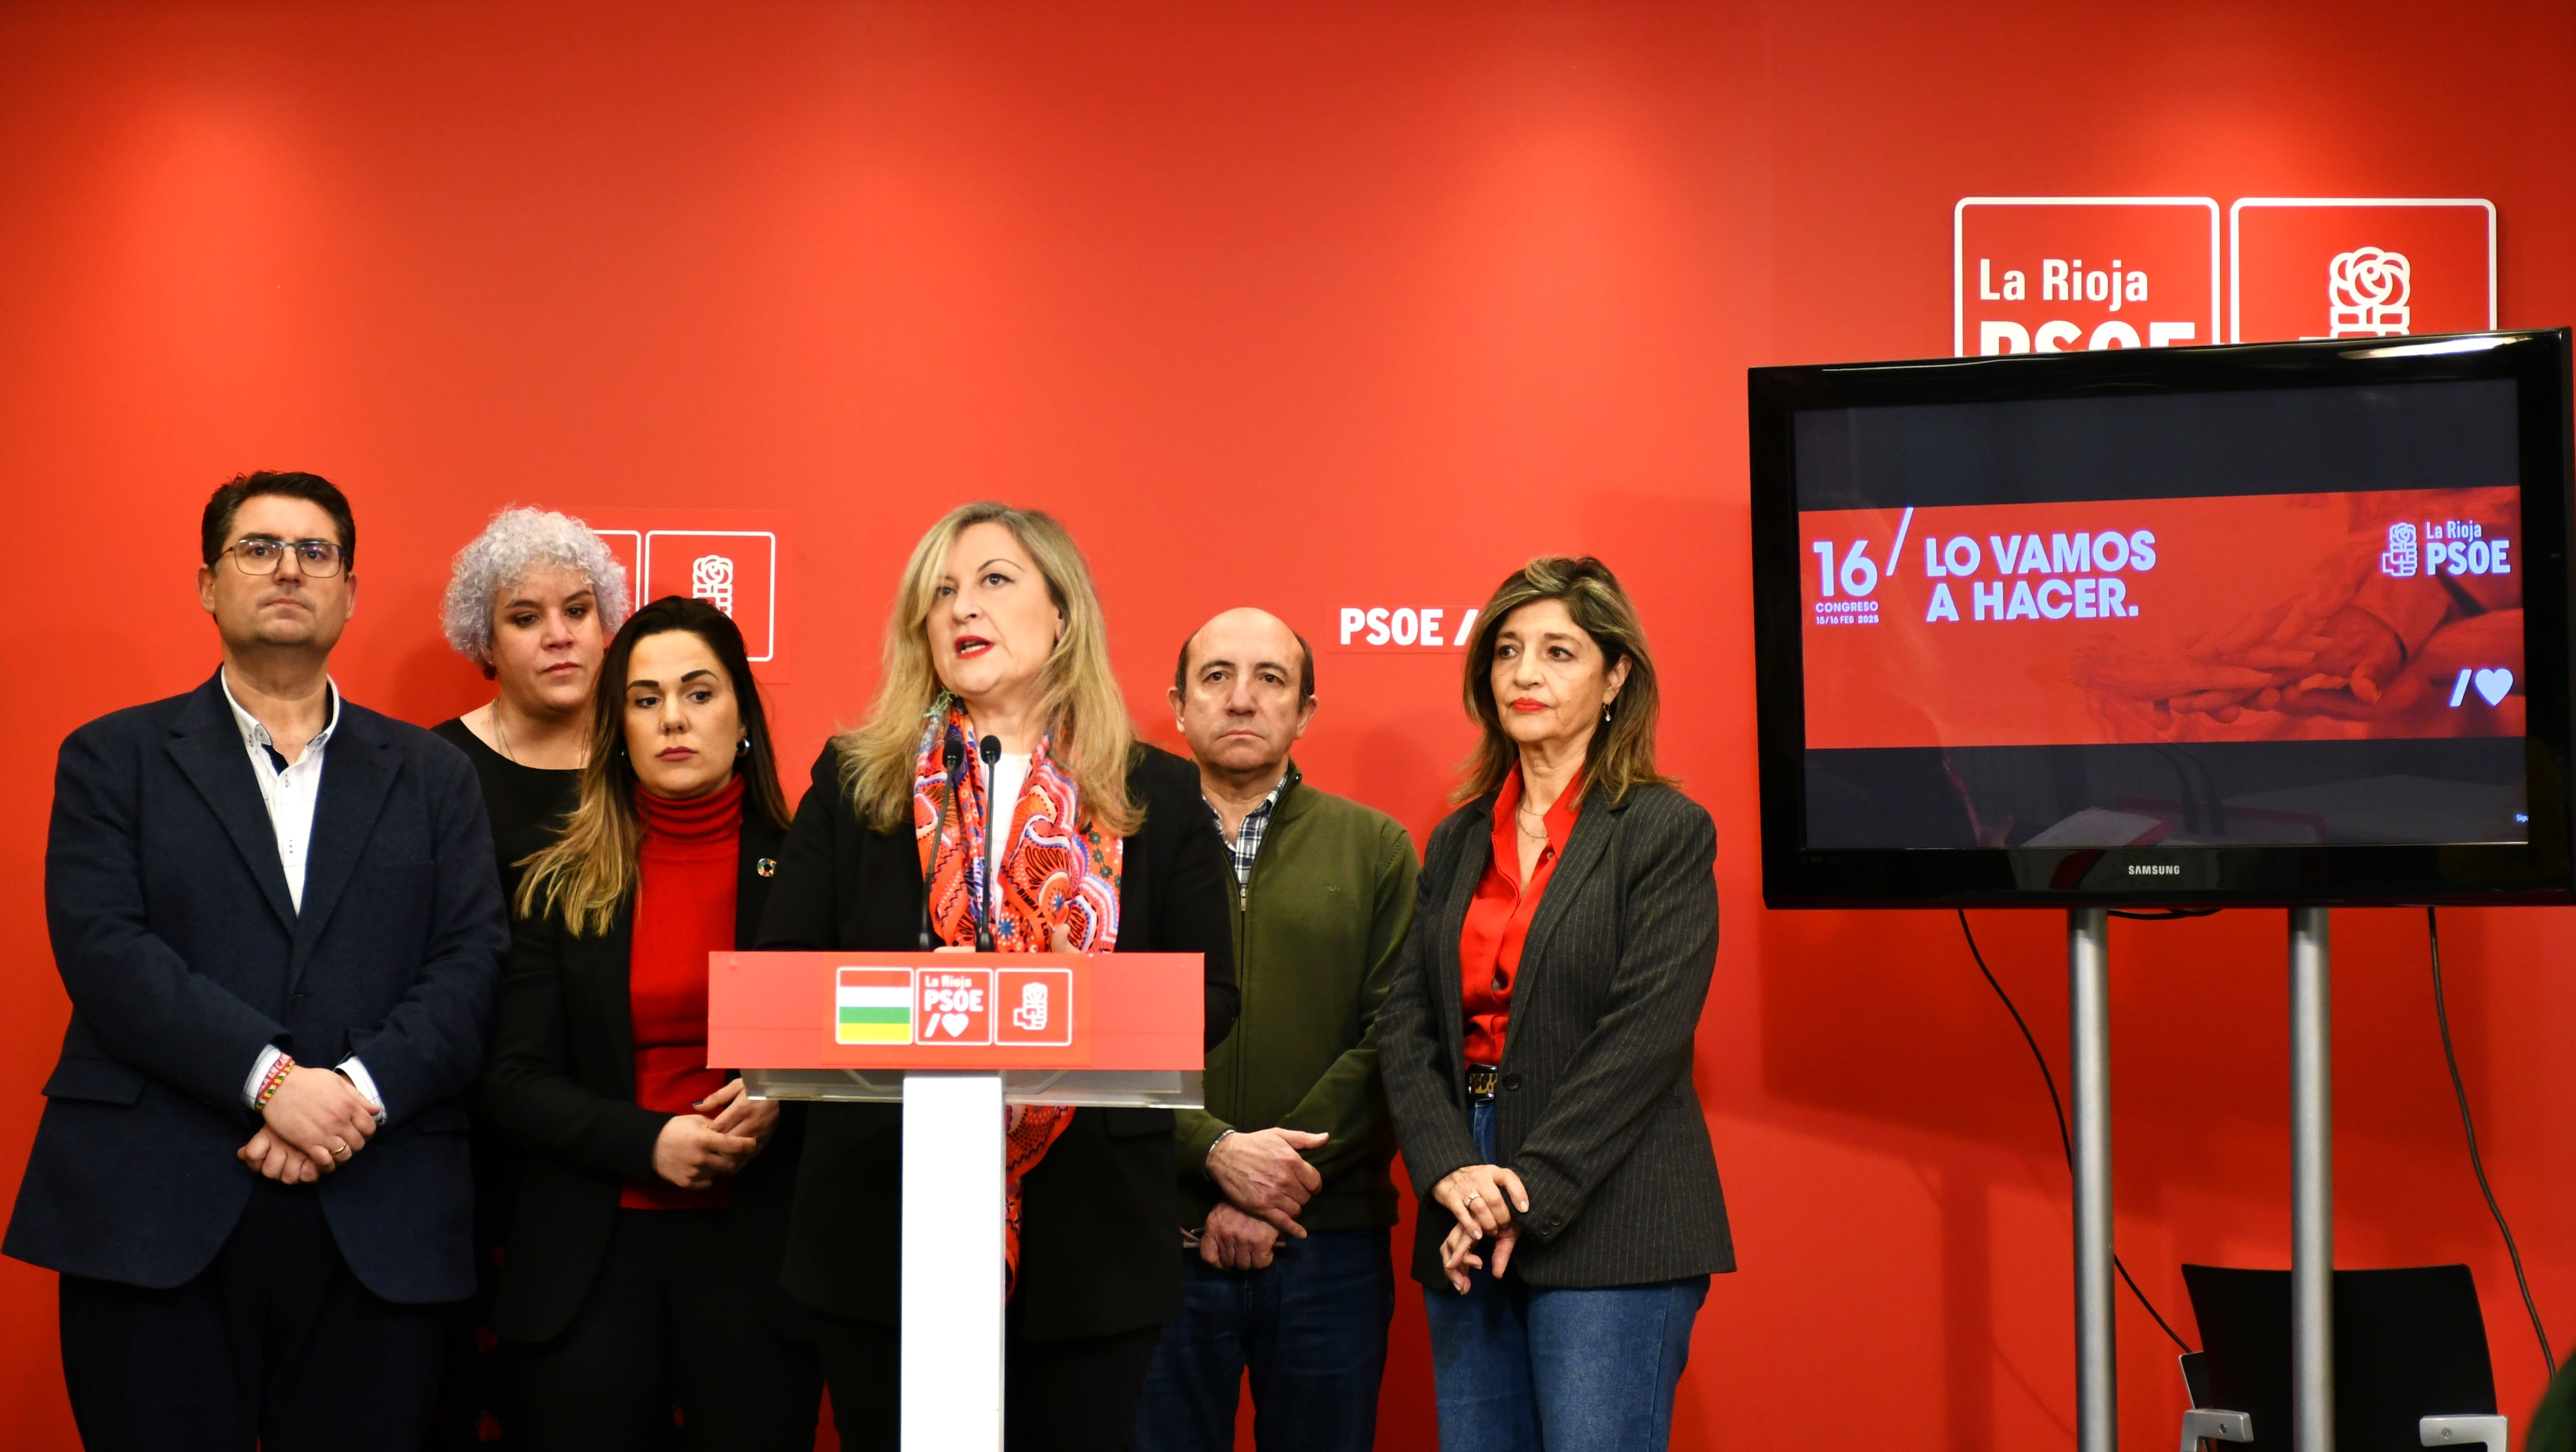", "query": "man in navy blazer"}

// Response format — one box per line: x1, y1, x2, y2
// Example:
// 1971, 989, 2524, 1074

7, 471, 508, 1450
